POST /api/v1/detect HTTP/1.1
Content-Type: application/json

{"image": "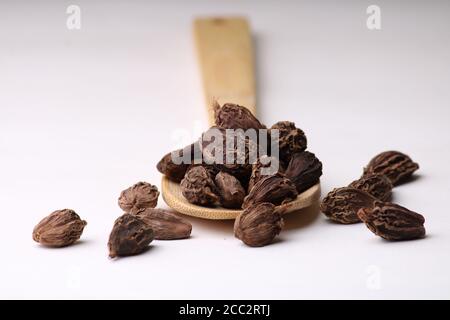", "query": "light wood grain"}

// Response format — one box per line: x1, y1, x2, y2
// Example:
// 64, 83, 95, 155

194, 17, 256, 124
